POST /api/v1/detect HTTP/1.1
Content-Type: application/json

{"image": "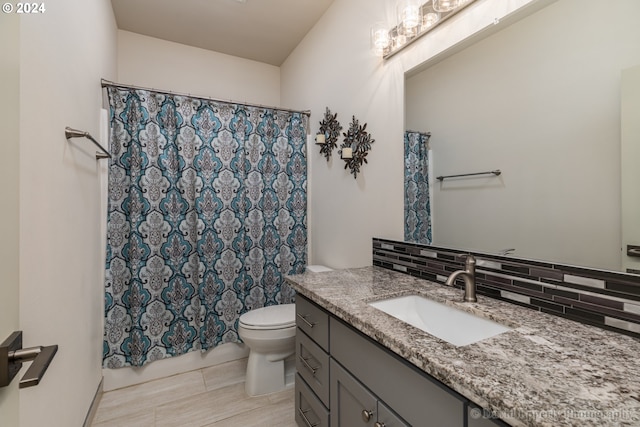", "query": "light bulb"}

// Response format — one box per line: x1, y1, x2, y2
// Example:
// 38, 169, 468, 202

371, 23, 390, 56
433, 0, 460, 13
397, 0, 421, 35
421, 12, 440, 30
